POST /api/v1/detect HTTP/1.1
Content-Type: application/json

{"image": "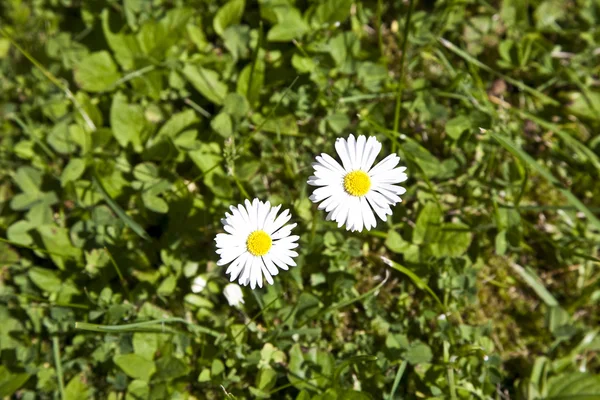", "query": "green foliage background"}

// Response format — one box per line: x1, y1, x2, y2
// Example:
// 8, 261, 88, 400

1, 0, 600, 398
